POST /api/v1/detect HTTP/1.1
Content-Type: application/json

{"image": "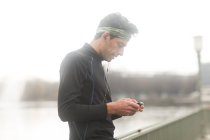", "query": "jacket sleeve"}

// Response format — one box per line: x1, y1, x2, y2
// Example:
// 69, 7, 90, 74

111, 114, 122, 120
58, 53, 107, 122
